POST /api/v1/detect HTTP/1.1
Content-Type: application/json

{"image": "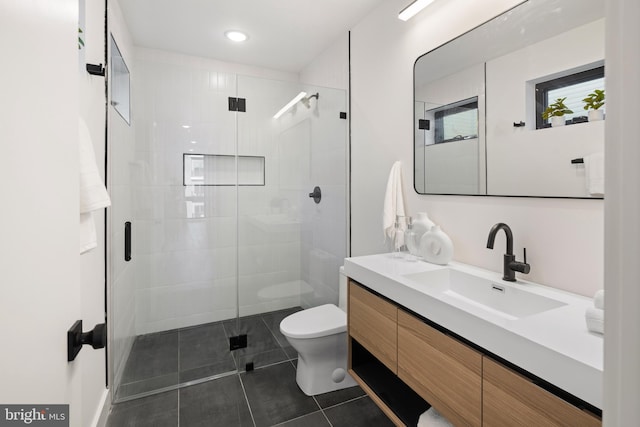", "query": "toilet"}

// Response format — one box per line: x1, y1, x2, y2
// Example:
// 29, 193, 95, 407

279, 267, 357, 396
